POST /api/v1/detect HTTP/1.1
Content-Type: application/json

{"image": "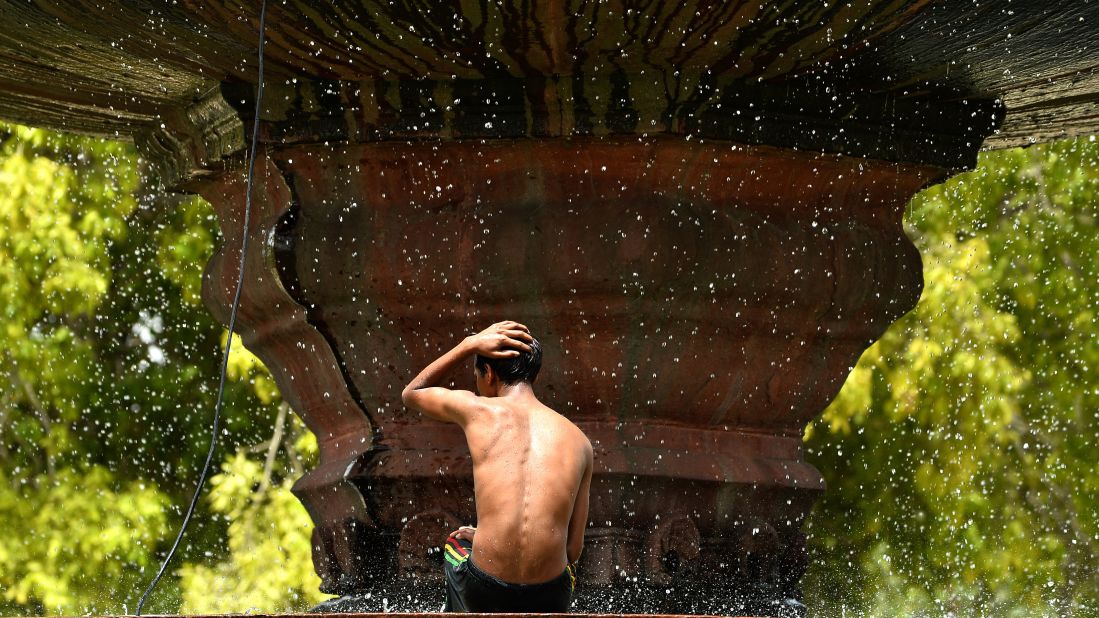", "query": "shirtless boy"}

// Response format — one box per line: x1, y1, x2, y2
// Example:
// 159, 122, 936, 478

401, 321, 593, 613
